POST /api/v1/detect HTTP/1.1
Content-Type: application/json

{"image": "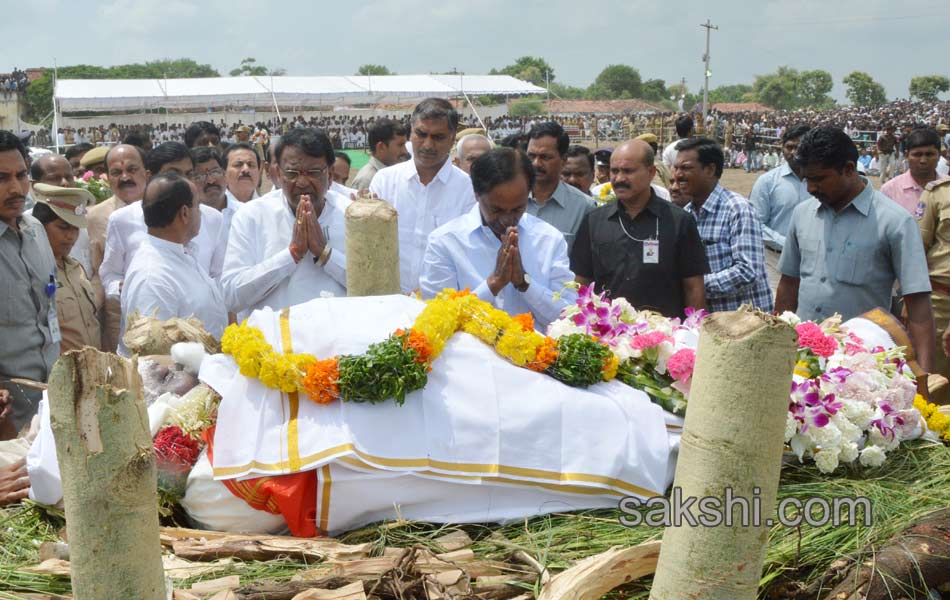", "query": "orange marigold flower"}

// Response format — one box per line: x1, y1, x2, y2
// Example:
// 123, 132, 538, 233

512, 313, 535, 332
450, 287, 472, 299
301, 357, 341, 405
527, 337, 558, 372
402, 328, 433, 368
